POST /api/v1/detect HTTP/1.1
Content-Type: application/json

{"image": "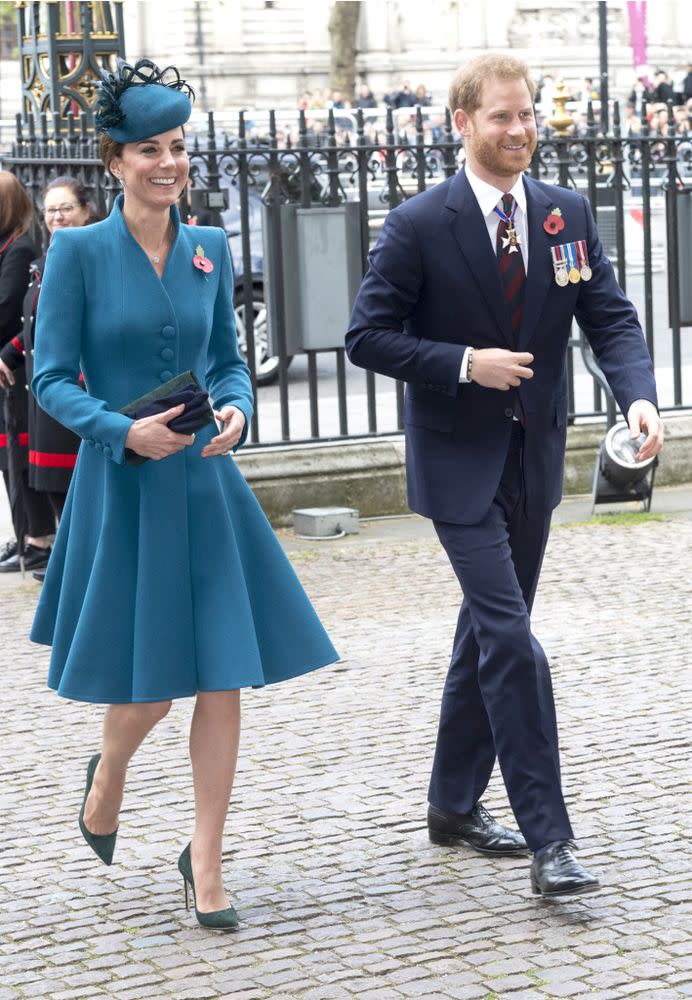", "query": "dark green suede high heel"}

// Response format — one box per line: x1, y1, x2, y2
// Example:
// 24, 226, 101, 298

78, 753, 118, 866
178, 843, 239, 931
